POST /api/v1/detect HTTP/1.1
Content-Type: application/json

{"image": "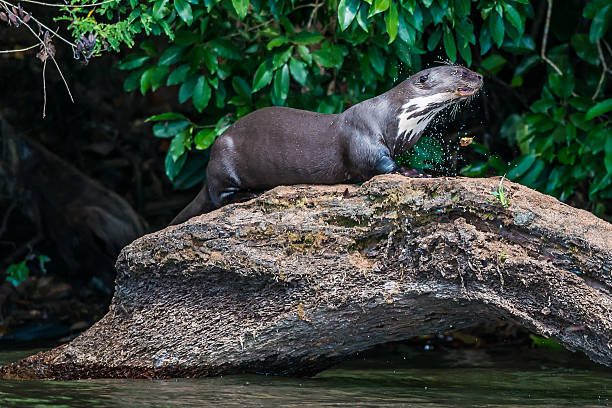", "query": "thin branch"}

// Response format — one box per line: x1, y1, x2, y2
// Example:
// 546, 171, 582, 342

0, 0, 77, 48
603, 39, 612, 58
16, 0, 117, 8
51, 55, 73, 102
0, 43, 38, 53
541, 0, 563, 75
307, 1, 323, 29
3, 4, 75, 106
593, 40, 608, 100
42, 59, 47, 117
